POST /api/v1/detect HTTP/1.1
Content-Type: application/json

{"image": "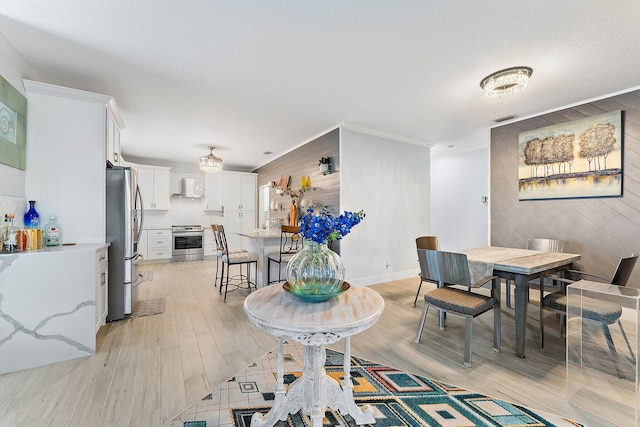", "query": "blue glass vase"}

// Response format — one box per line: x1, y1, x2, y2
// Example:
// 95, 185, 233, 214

24, 200, 40, 229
